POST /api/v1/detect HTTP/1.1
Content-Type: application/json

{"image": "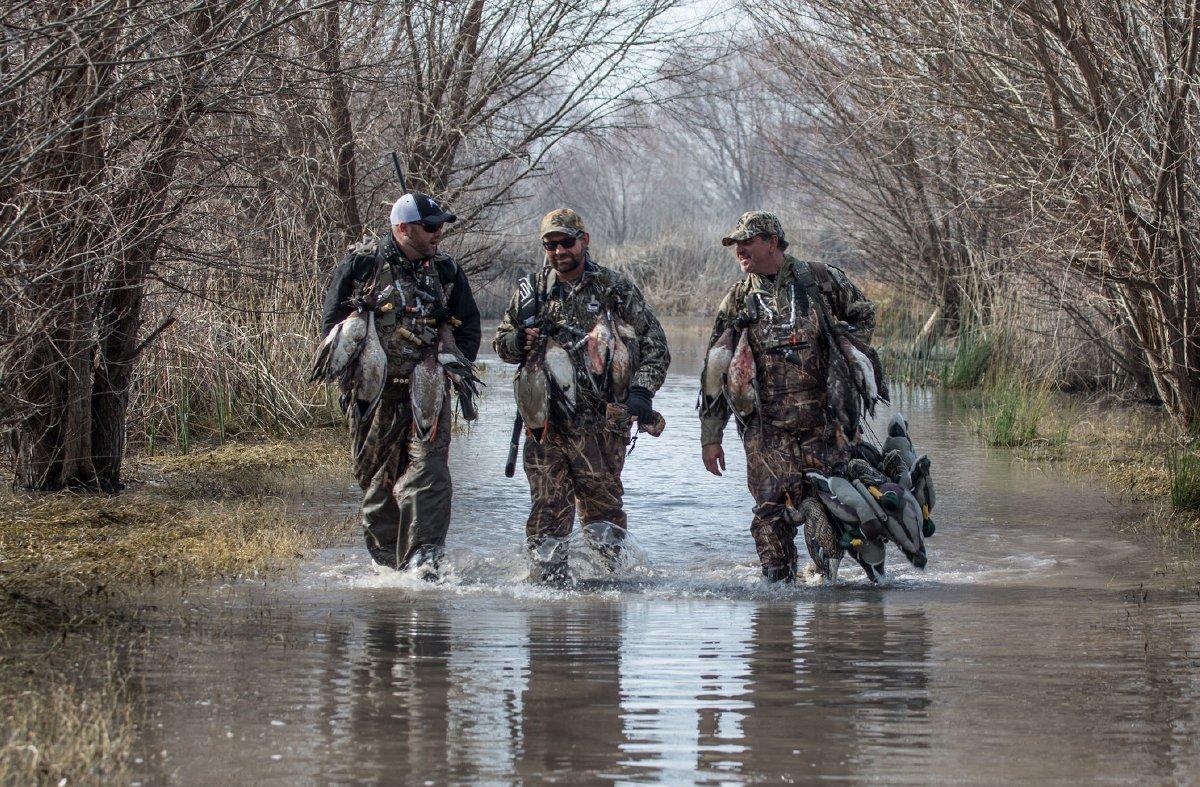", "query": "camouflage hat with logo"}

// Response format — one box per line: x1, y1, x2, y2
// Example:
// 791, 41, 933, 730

539, 208, 586, 238
720, 211, 787, 248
